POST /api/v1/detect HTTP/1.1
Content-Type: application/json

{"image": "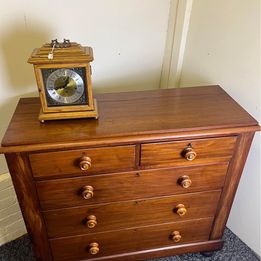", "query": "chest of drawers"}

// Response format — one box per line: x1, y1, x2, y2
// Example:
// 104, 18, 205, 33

0, 85, 259, 261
